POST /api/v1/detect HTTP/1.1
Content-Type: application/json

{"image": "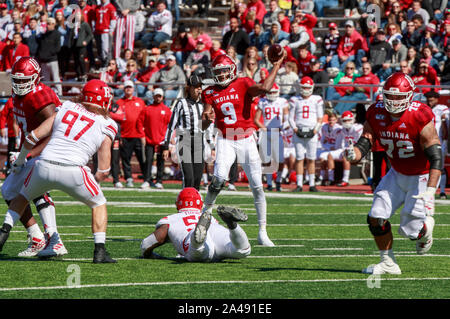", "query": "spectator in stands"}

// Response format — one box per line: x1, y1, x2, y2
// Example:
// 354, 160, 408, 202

245, 0, 267, 25
138, 88, 171, 190
263, 0, 281, 30
170, 24, 195, 66
210, 40, 226, 62
406, 46, 420, 72
386, 1, 407, 29
442, 45, 450, 85
377, 38, 407, 81
7, 18, 24, 41
249, 22, 266, 51
67, 9, 93, 82
326, 61, 359, 106
134, 9, 146, 42
283, 21, 310, 61
293, 9, 317, 54
343, 0, 360, 18
3, 31, 28, 72
225, 45, 241, 71
402, 19, 421, 50
277, 61, 299, 98
0, 98, 19, 174
364, 29, 392, 76
114, 80, 147, 188
148, 54, 186, 106
0, 4, 11, 30
411, 14, 426, 34
136, 55, 160, 97
436, 20, 450, 62
136, 48, 149, 71
334, 62, 380, 114
191, 26, 212, 51
113, 0, 139, 59
258, 44, 273, 71
385, 22, 403, 46
142, 0, 173, 49
23, 4, 40, 28
419, 23, 440, 53
222, 16, 250, 56
184, 38, 210, 78
115, 59, 139, 98
241, 57, 261, 81
400, 60, 413, 76
295, 44, 316, 77
55, 10, 70, 79
407, 0, 430, 25
22, 17, 43, 58
94, 0, 117, 68
108, 101, 123, 188
411, 59, 440, 95
194, 0, 210, 18
277, 10, 290, 33
314, 0, 339, 17
51, 0, 71, 18
99, 58, 122, 85
319, 22, 340, 70
420, 46, 439, 73
309, 58, 330, 98
241, 6, 256, 33
242, 46, 260, 73
337, 20, 368, 71
117, 48, 134, 73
